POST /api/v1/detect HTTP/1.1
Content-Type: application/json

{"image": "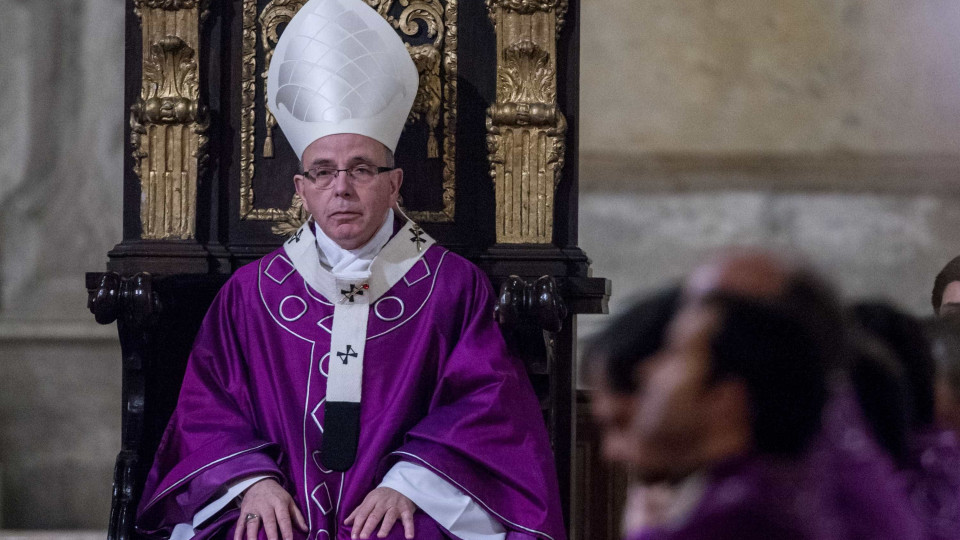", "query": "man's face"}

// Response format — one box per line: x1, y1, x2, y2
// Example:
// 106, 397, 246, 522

940, 281, 960, 317
629, 304, 722, 481
295, 133, 402, 250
